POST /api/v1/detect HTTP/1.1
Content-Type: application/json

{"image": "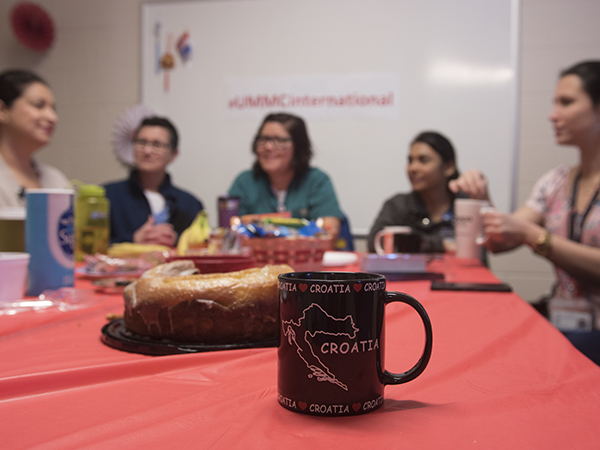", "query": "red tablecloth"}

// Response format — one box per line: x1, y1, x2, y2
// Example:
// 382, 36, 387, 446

1, 256, 599, 449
